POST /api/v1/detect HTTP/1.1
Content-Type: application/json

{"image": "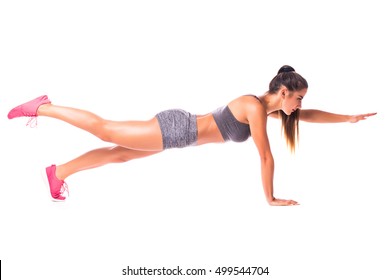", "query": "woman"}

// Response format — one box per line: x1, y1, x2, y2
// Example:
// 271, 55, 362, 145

7, 66, 376, 205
